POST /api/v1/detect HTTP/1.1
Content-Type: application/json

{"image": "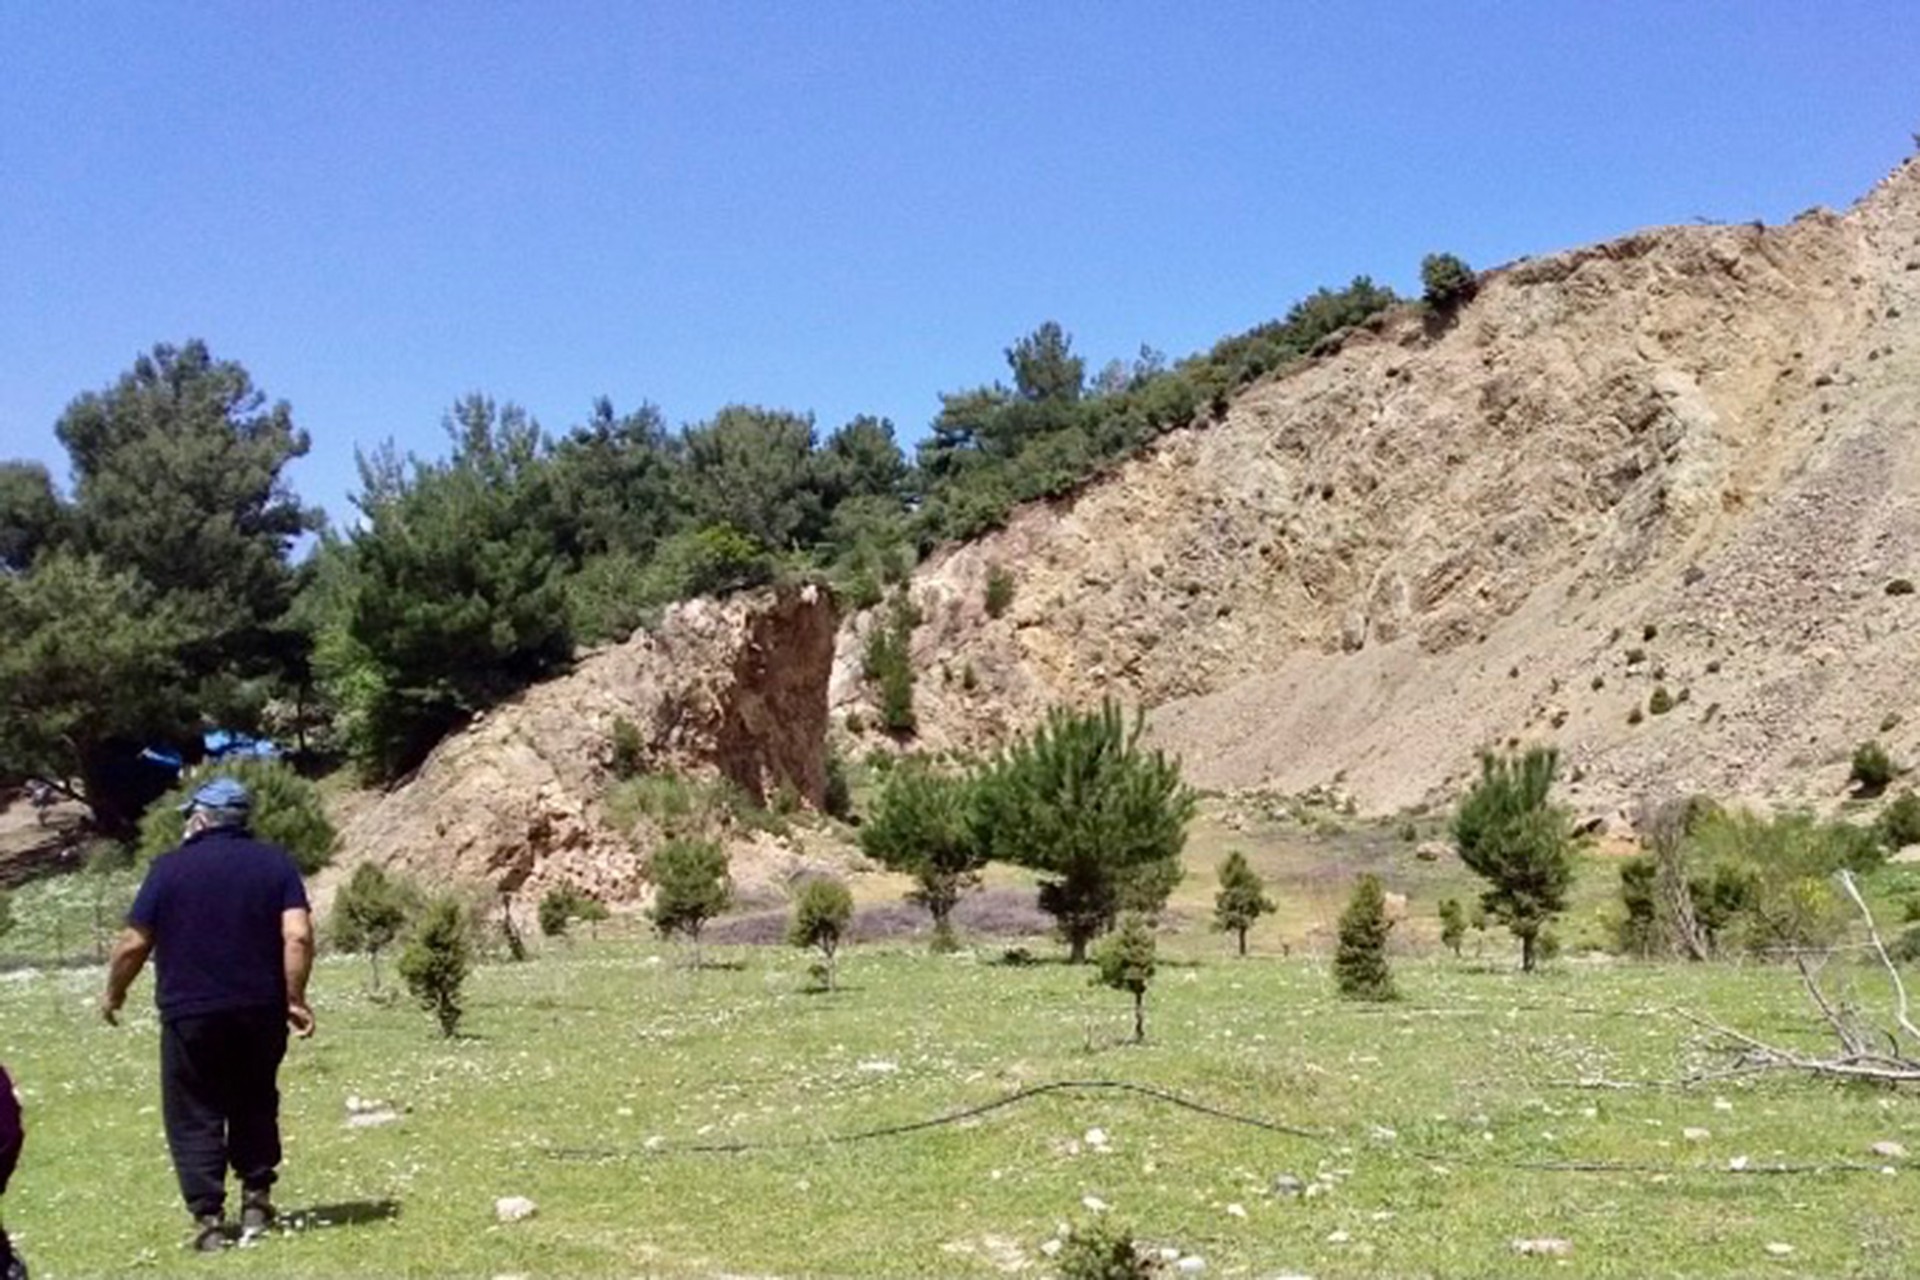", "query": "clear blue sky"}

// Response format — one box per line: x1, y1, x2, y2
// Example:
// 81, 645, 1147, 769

2, 2, 1915, 527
